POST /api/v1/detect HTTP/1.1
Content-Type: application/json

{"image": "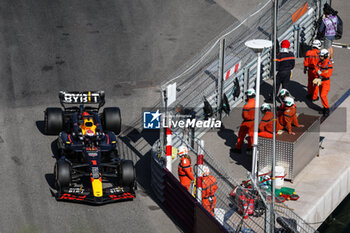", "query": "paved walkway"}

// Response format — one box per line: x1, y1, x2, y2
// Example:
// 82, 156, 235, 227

286, 92, 350, 229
